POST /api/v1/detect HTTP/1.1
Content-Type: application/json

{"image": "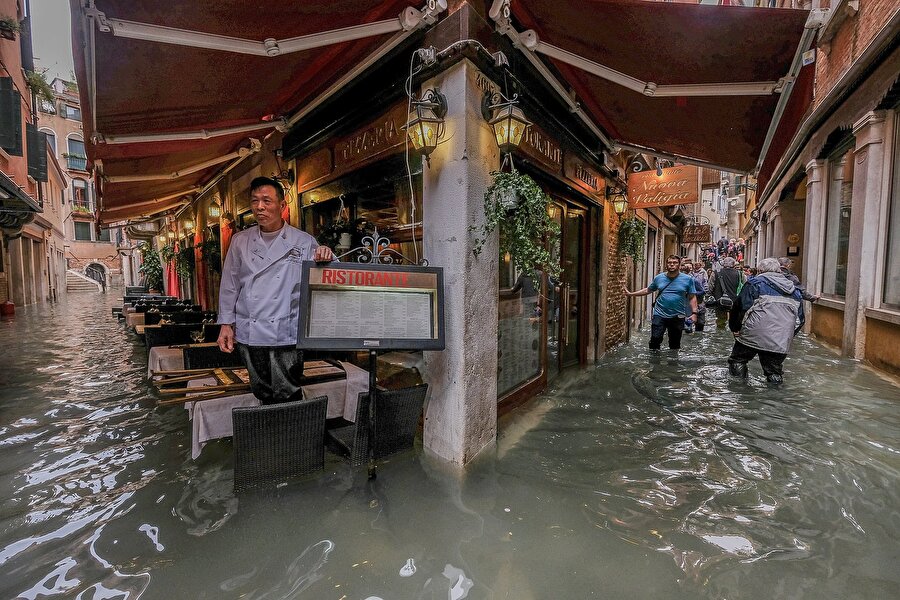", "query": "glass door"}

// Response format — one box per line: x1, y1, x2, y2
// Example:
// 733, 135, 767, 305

546, 201, 586, 381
